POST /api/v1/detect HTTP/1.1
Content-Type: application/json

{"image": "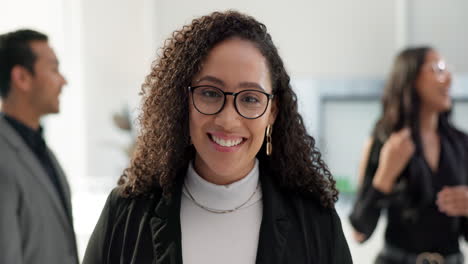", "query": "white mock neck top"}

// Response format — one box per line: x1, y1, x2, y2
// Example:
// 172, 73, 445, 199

180, 160, 263, 264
